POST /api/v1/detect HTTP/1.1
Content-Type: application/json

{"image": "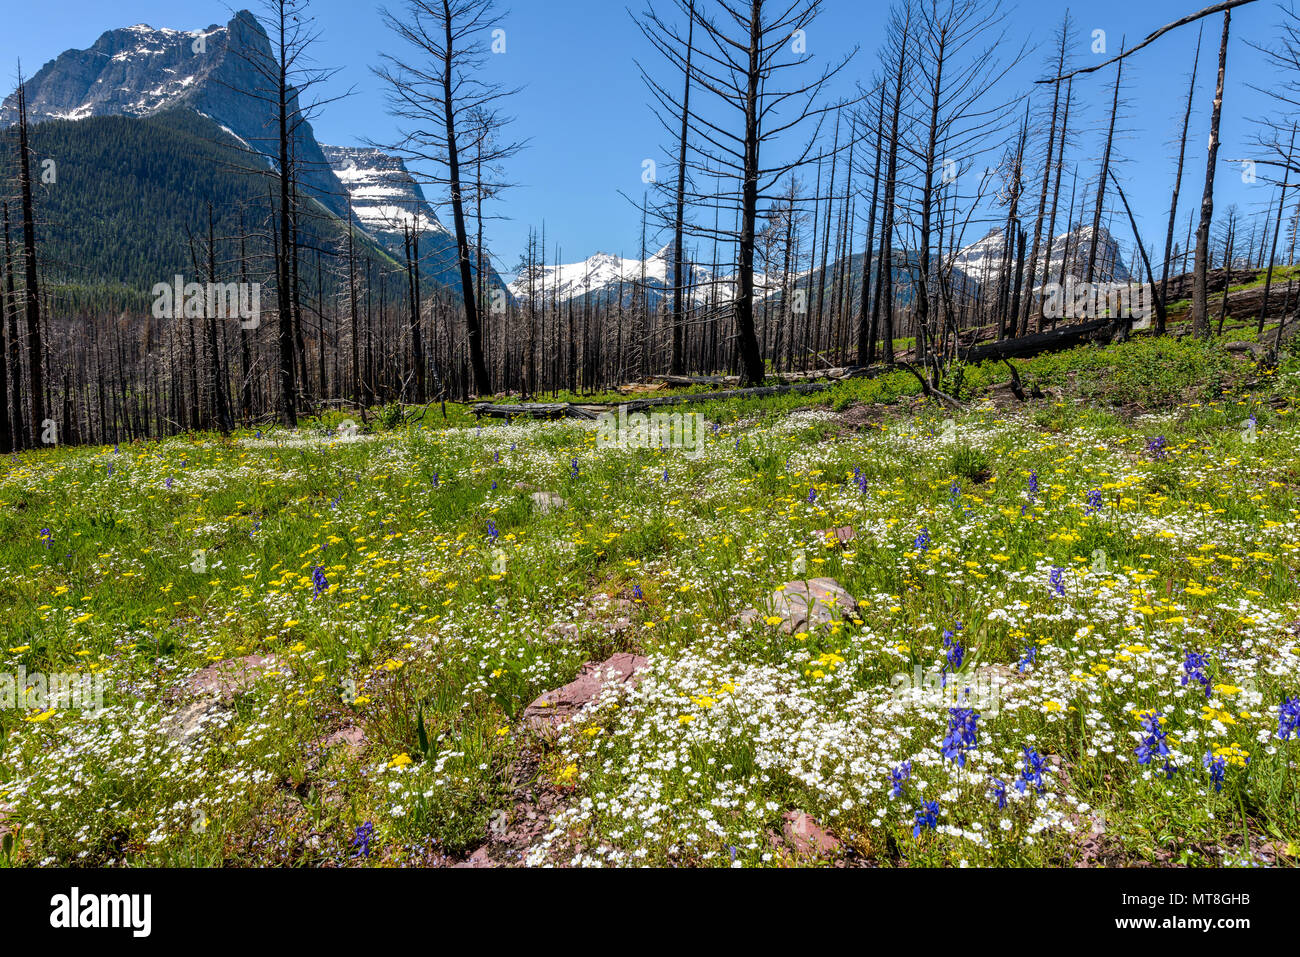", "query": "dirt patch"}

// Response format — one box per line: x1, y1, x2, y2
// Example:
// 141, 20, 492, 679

834, 403, 888, 430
